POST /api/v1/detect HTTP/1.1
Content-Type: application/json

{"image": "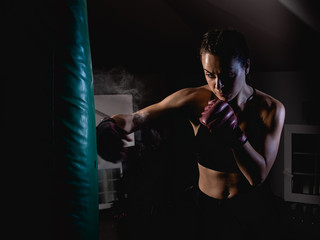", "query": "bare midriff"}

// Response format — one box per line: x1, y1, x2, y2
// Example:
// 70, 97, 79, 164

198, 163, 245, 199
